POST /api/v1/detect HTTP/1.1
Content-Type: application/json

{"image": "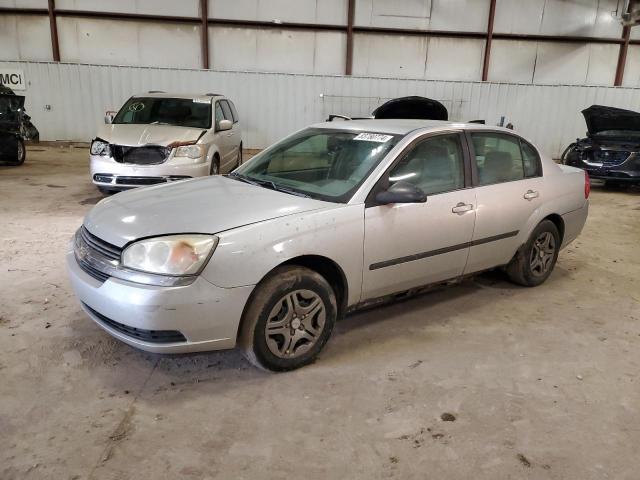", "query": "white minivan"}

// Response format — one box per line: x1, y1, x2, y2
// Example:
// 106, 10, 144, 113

89, 92, 242, 193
